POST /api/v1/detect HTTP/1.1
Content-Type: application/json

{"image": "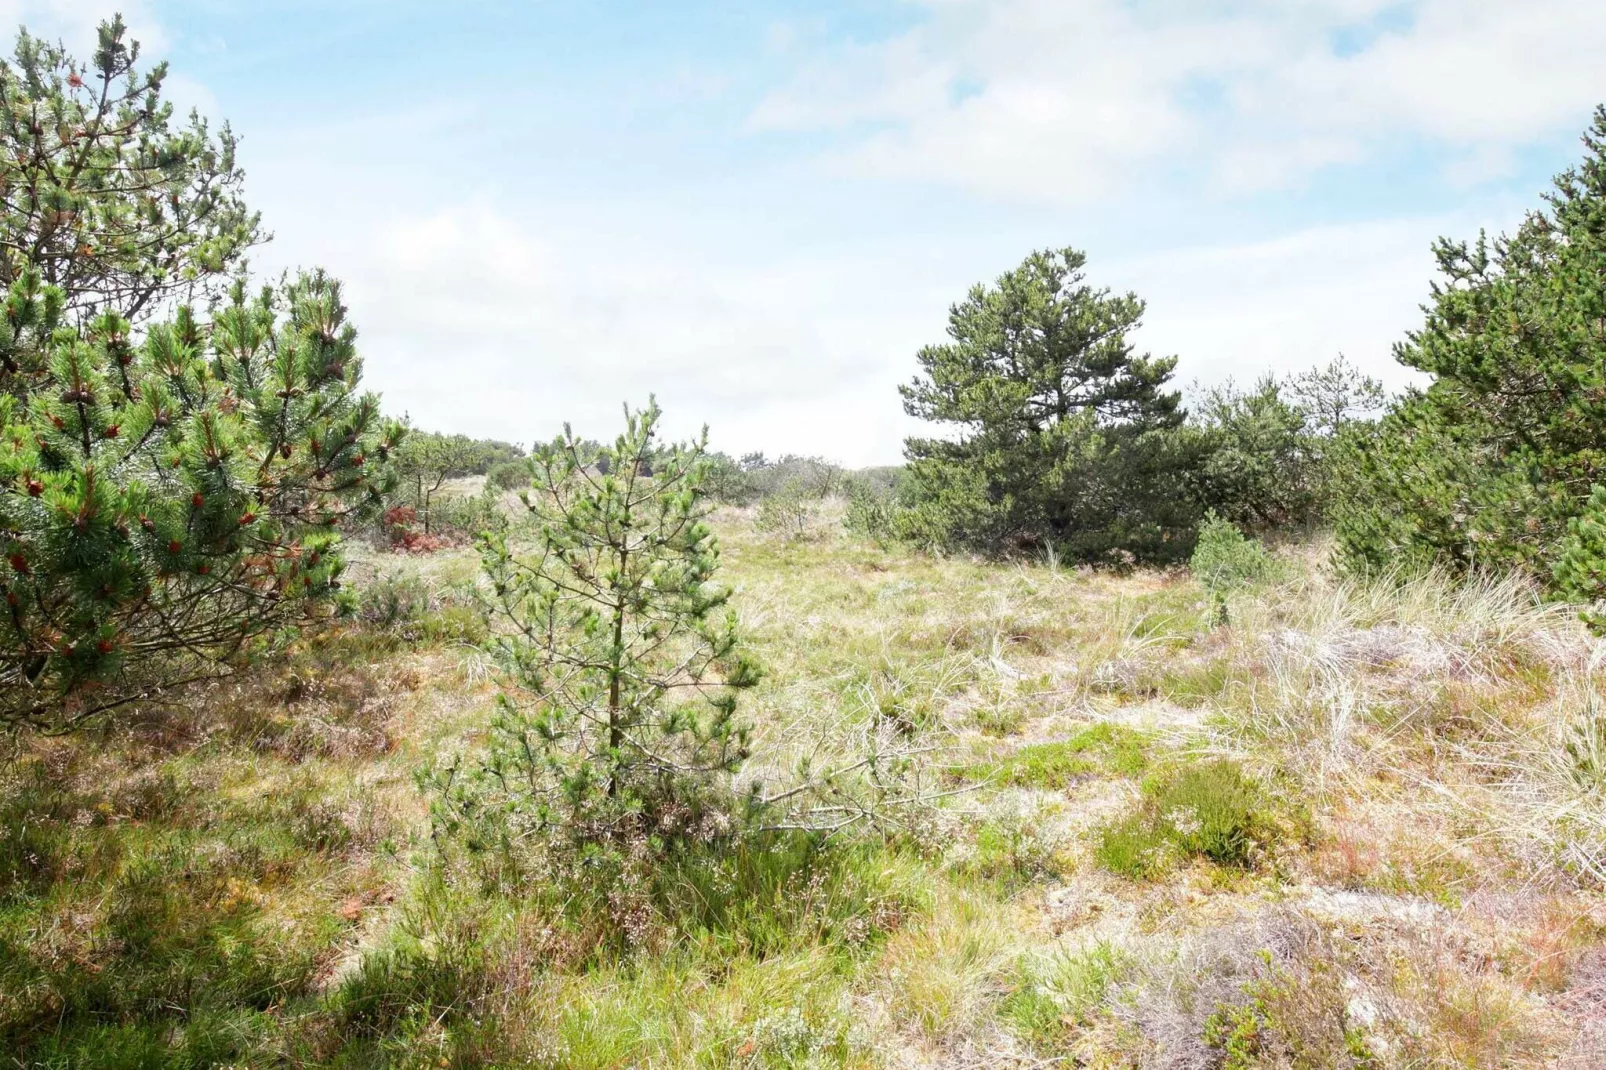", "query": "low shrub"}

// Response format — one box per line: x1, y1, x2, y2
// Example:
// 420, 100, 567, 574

379, 504, 450, 553
958, 799, 1070, 889
755, 480, 821, 541
430, 490, 507, 539
1191, 512, 1276, 624
485, 458, 531, 492
844, 478, 899, 544
379, 491, 506, 553
351, 569, 432, 630
345, 571, 488, 645
0, 764, 336, 1059
1094, 758, 1298, 879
